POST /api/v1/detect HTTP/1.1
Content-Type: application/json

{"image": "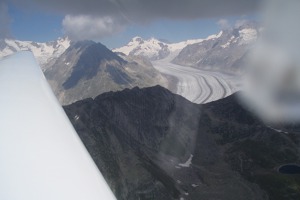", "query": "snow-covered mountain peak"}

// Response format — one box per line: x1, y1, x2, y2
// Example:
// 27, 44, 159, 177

130, 36, 162, 45
207, 31, 223, 40
0, 37, 71, 70
113, 31, 225, 61
113, 36, 168, 60
131, 36, 143, 43
238, 28, 258, 45
148, 37, 160, 43
172, 24, 261, 73
50, 36, 70, 48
